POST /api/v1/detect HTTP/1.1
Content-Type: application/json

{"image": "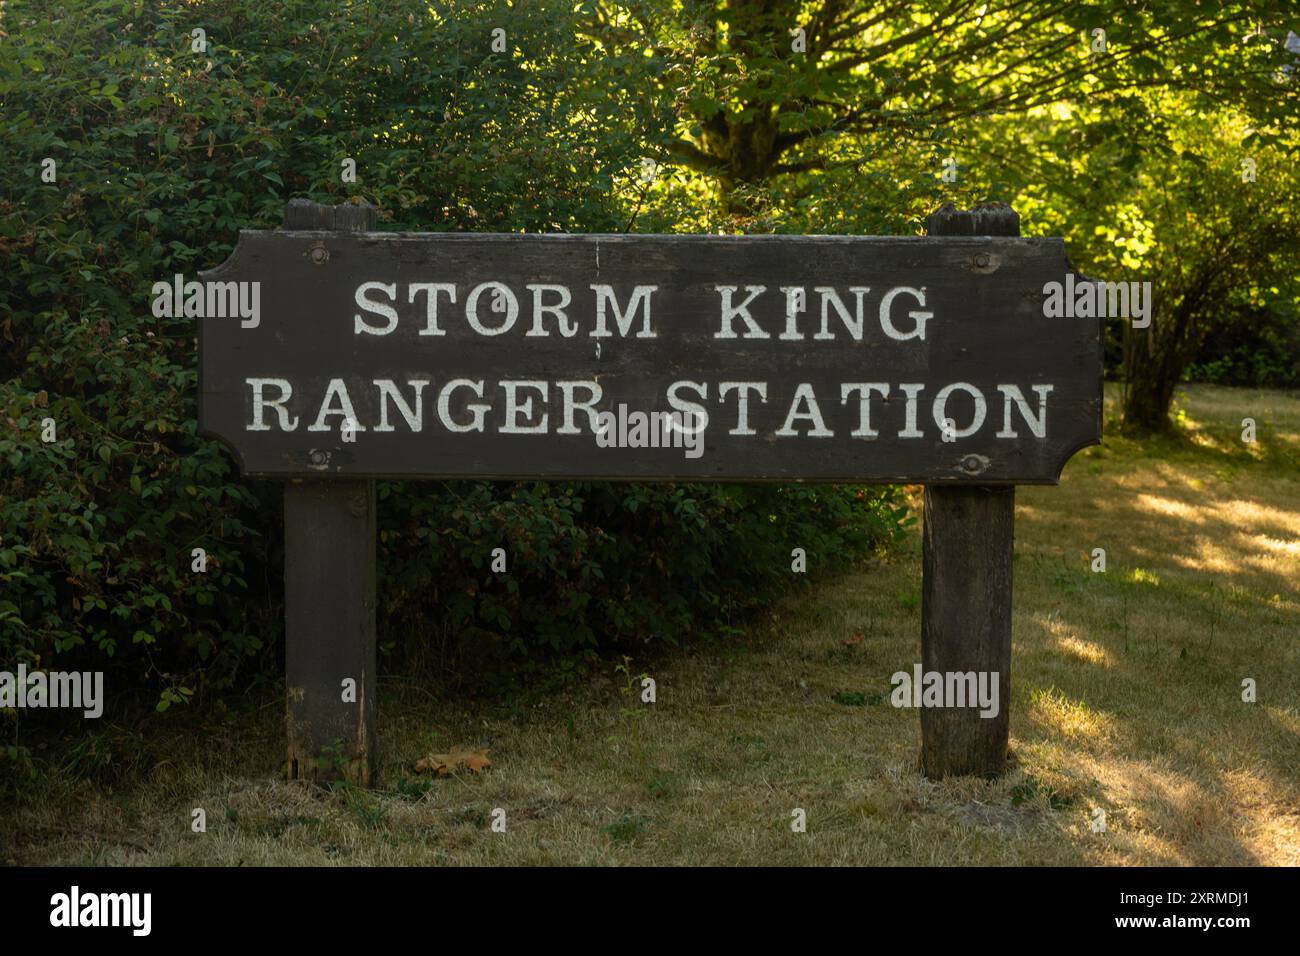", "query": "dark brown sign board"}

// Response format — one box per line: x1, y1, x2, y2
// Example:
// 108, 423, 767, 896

198, 231, 1101, 483
196, 200, 1102, 786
